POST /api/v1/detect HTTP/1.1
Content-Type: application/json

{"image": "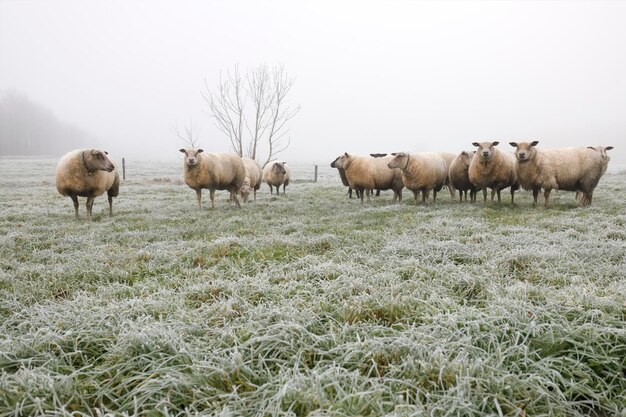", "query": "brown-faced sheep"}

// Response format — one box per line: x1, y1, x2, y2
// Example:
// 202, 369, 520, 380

263, 161, 291, 195
469, 141, 519, 205
448, 150, 478, 203
387, 152, 446, 205
334, 153, 403, 203
331, 156, 356, 198
179, 148, 245, 209
437, 152, 458, 200
509, 141, 605, 207
239, 157, 262, 203
55, 149, 120, 219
